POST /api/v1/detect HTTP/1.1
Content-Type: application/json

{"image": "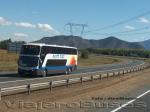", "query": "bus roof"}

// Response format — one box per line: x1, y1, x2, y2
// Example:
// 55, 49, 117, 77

24, 43, 77, 49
